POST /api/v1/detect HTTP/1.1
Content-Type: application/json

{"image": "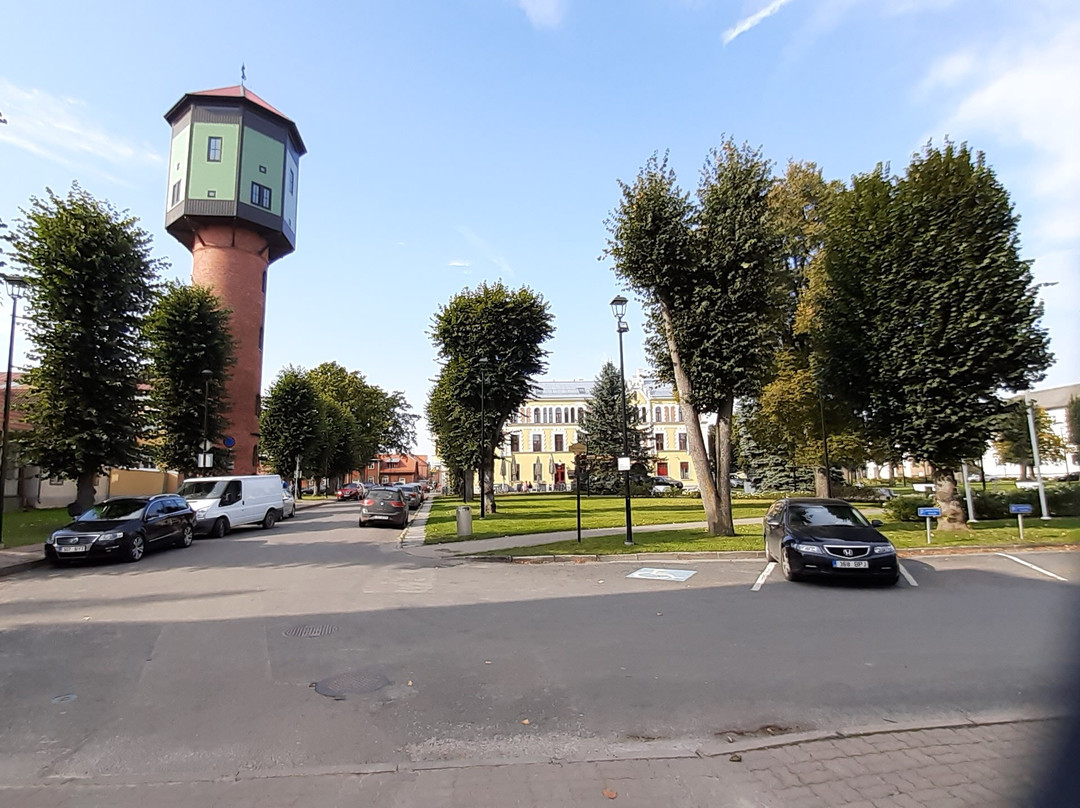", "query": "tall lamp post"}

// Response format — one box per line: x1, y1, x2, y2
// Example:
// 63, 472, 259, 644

478, 357, 489, 519
0, 273, 28, 545
610, 295, 633, 546
200, 369, 213, 476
